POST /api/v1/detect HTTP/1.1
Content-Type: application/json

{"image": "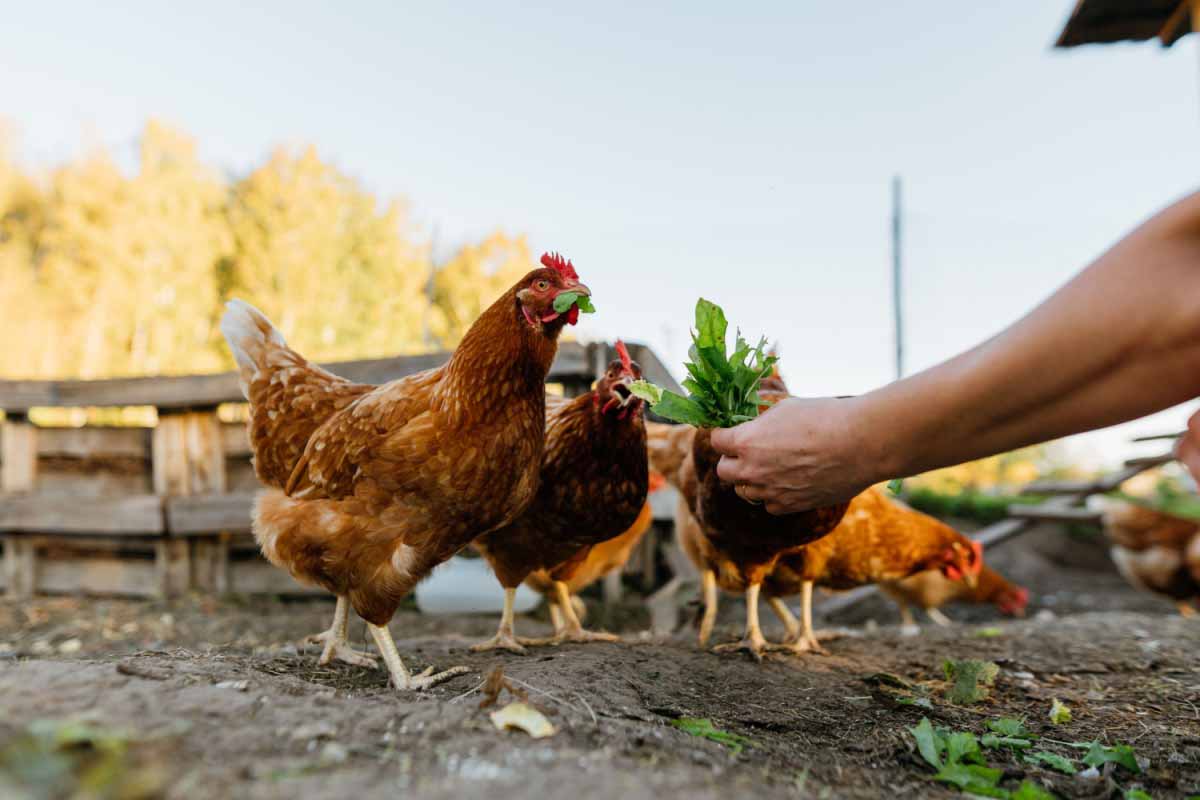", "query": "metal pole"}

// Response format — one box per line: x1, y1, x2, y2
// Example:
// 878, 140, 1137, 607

891, 175, 904, 380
